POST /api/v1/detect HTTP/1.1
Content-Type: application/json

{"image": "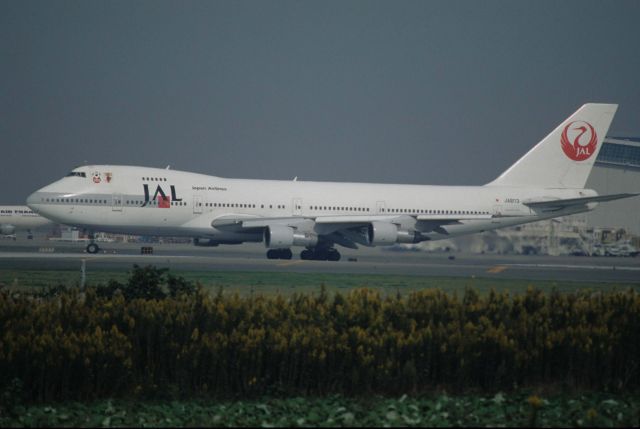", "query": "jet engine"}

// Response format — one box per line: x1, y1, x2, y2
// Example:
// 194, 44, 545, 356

193, 237, 243, 247
367, 222, 421, 245
0, 224, 16, 235
264, 225, 318, 248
